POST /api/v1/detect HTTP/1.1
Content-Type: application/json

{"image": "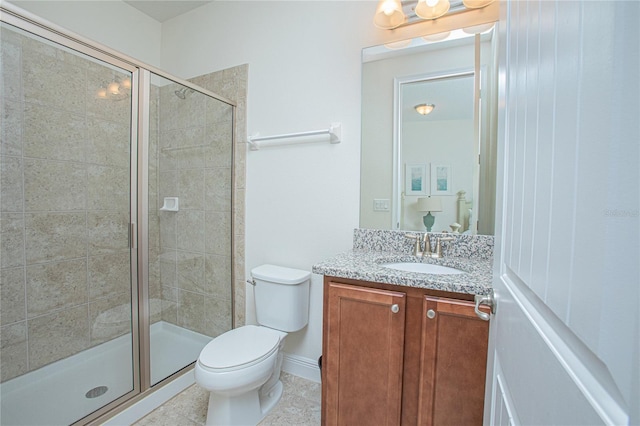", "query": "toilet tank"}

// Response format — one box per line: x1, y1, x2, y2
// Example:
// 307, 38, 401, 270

251, 264, 311, 332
